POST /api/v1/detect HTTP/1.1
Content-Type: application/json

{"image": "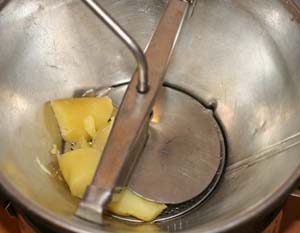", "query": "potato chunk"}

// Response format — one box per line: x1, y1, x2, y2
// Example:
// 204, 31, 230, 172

51, 97, 113, 142
53, 97, 166, 221
74, 136, 91, 149
108, 189, 167, 222
58, 148, 100, 198
93, 118, 114, 152
58, 147, 166, 221
83, 115, 96, 138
